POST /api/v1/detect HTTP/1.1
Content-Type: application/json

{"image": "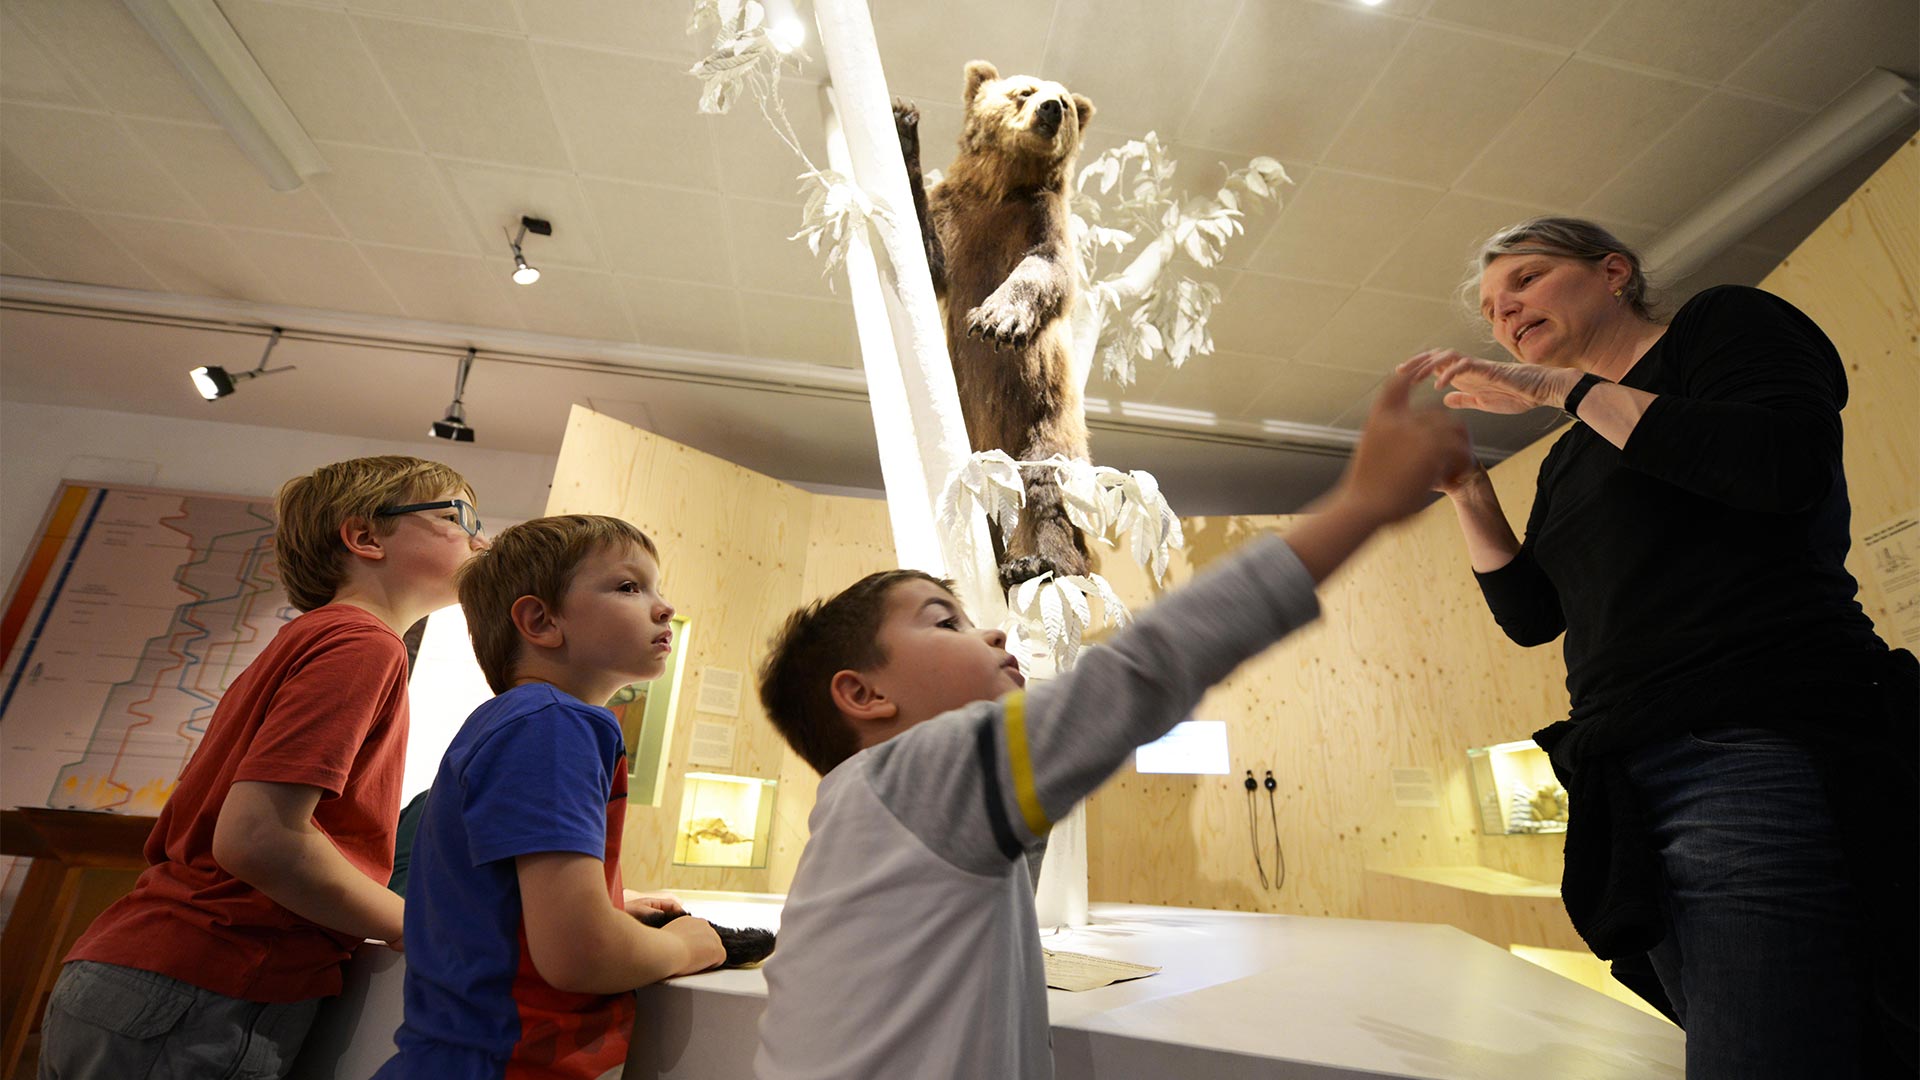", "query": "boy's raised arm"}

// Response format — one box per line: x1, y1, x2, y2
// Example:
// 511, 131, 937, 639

867, 370, 1469, 873
517, 853, 723, 993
